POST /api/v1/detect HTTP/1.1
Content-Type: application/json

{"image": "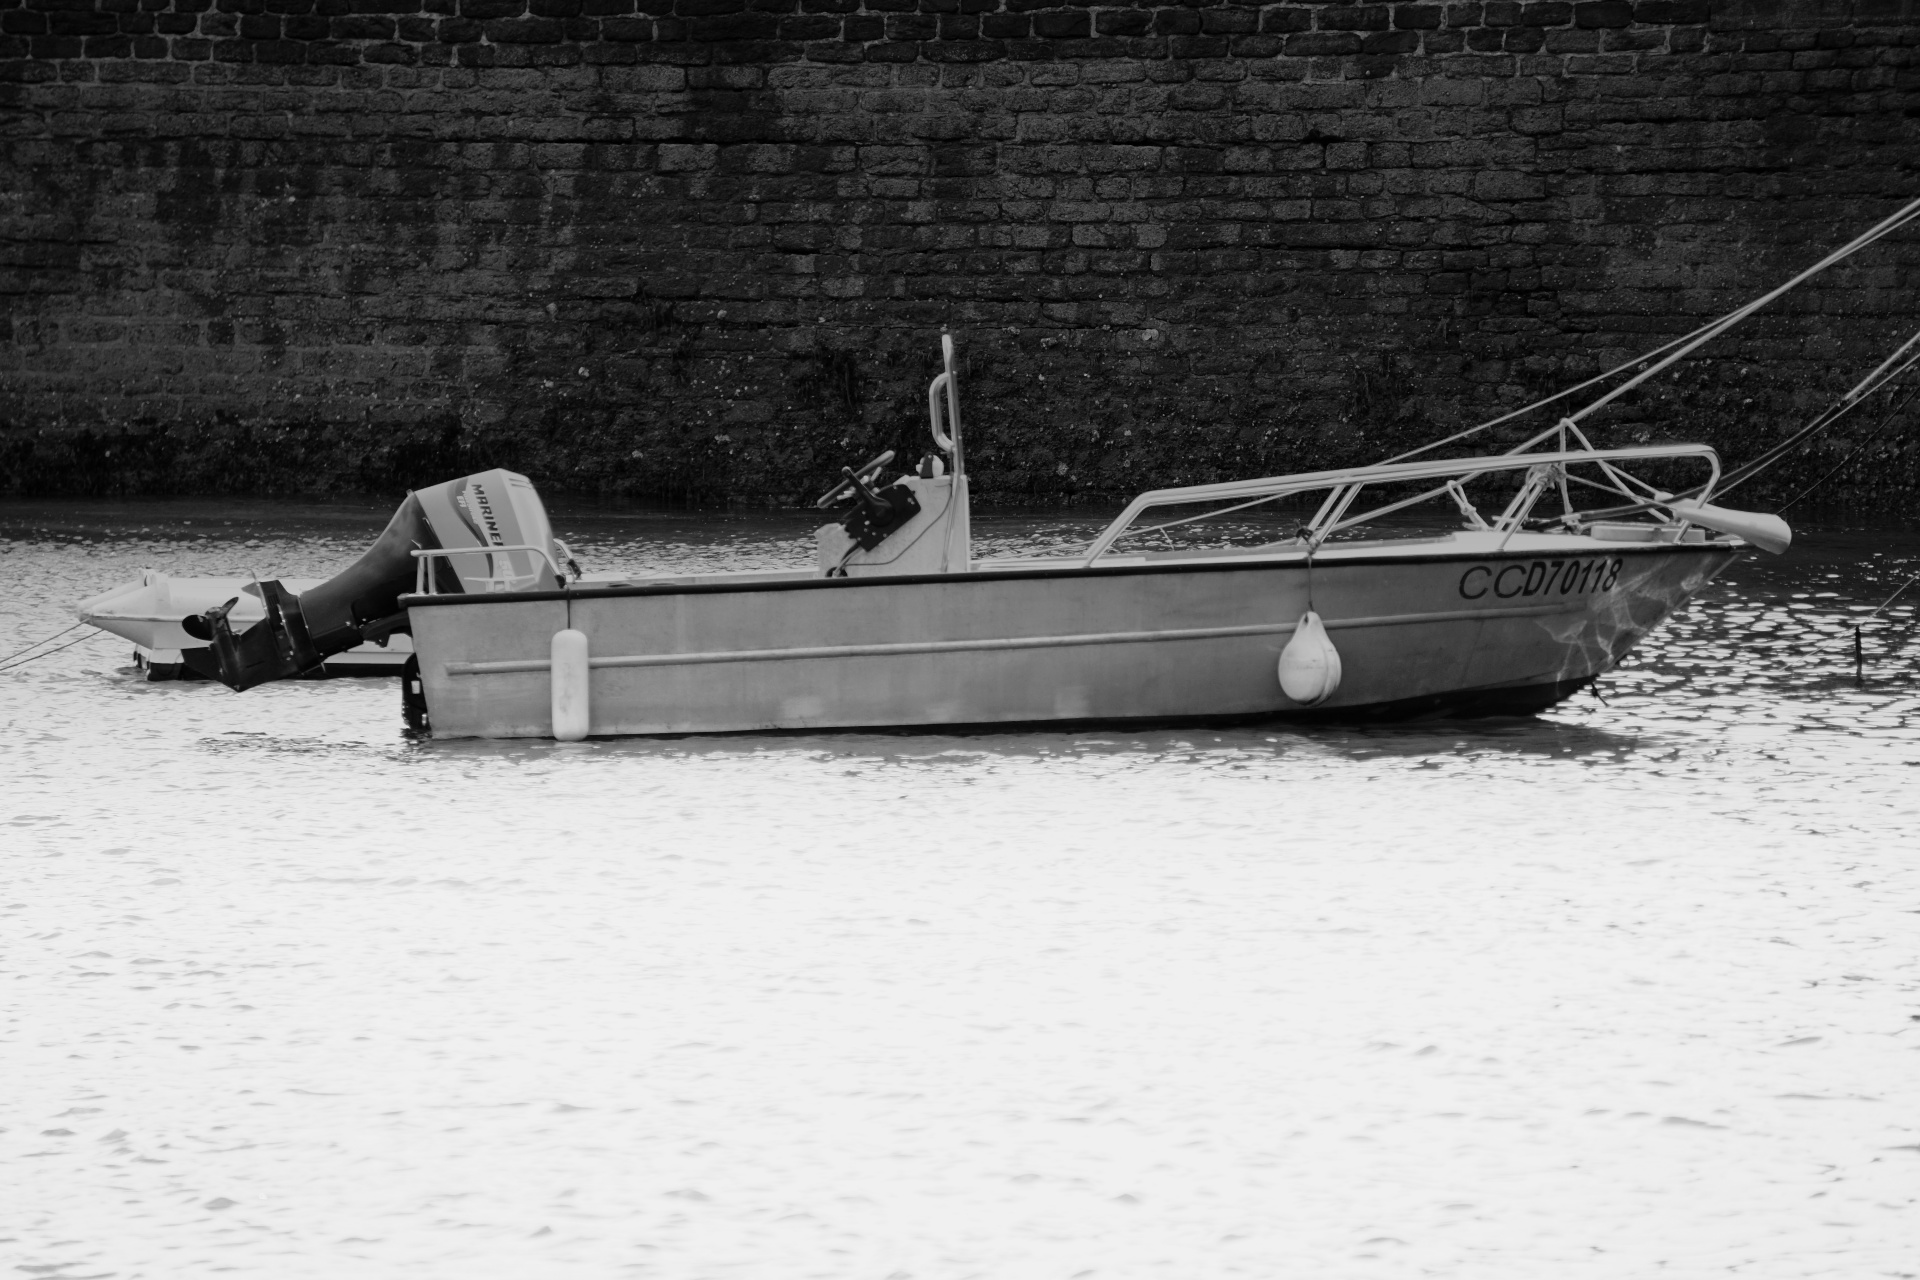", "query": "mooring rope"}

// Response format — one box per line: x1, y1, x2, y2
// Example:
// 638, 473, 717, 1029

1380, 194, 1920, 466
0, 621, 84, 668
1524, 332, 1920, 525
1719, 334, 1920, 494
0, 628, 103, 674
1868, 574, 1920, 621
1779, 383, 1920, 514
1564, 206, 1920, 428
